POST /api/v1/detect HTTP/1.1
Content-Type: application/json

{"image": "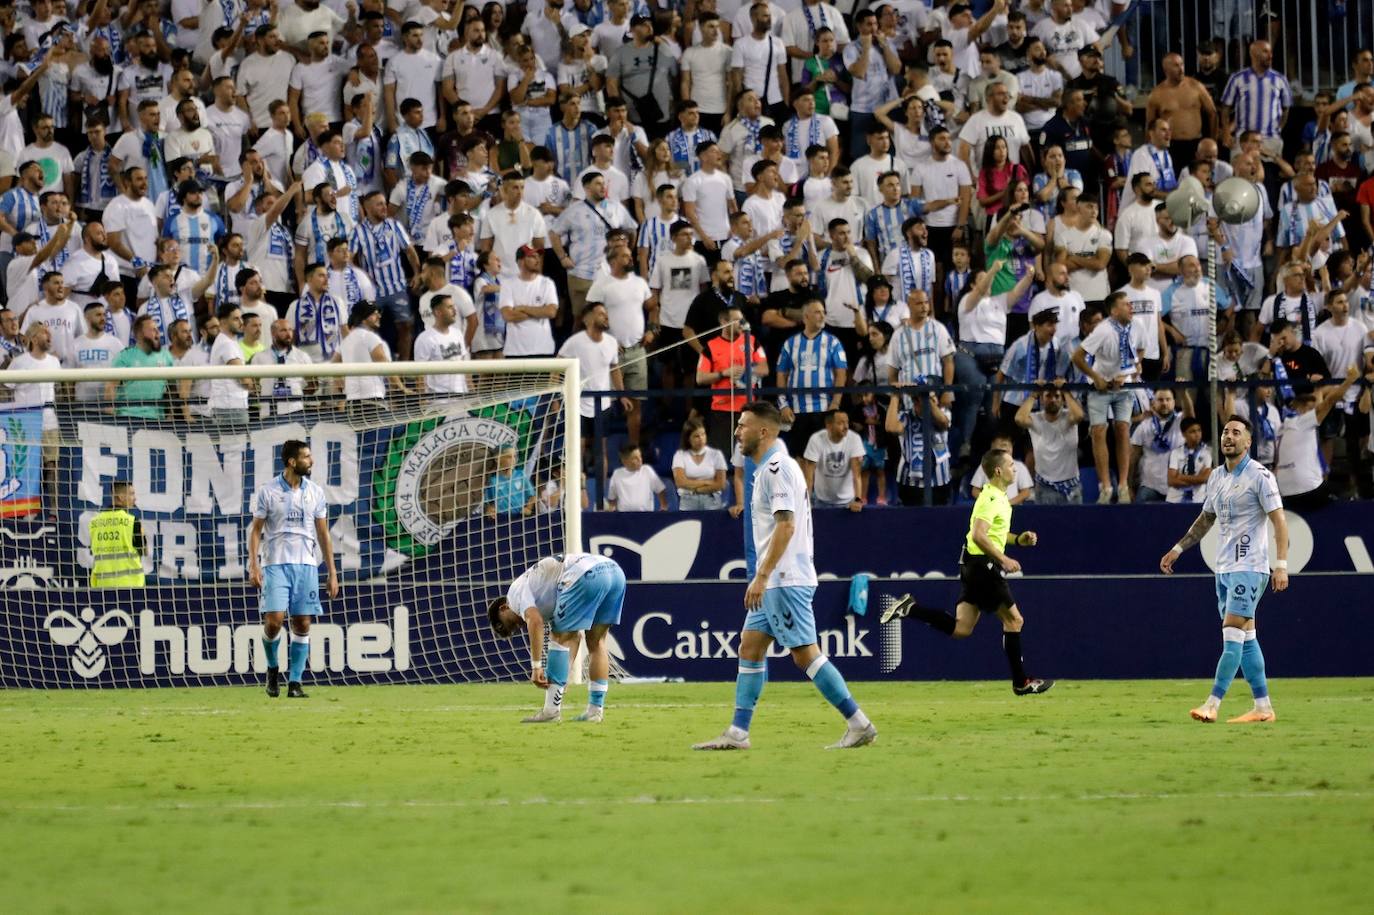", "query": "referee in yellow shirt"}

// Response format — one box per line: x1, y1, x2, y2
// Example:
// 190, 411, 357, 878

882, 448, 1054, 695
